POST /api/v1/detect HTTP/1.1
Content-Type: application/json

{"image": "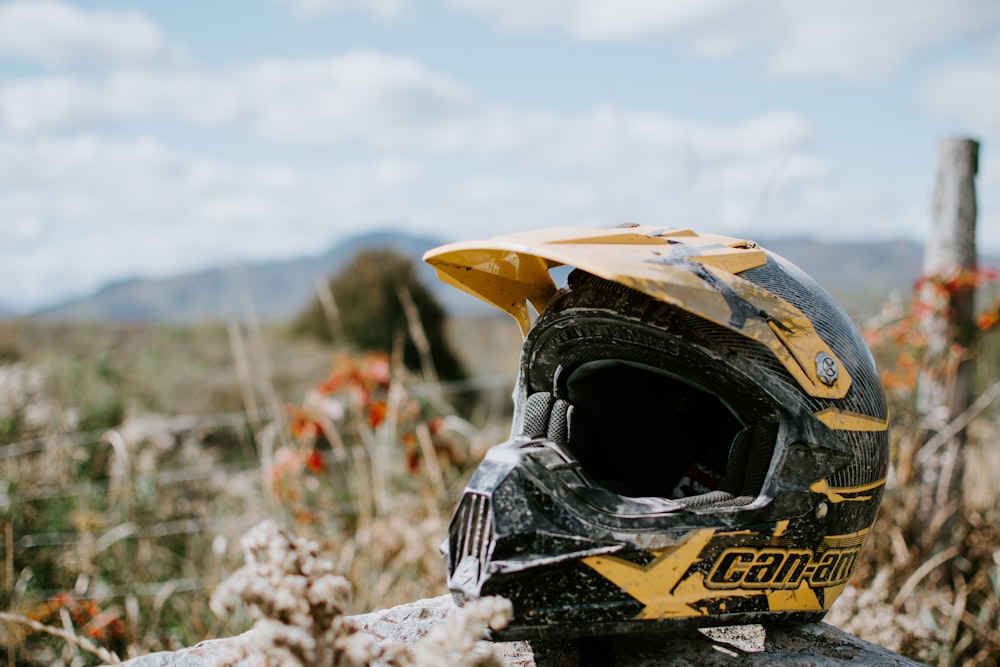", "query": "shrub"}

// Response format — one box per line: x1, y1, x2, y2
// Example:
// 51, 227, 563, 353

294, 250, 466, 383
